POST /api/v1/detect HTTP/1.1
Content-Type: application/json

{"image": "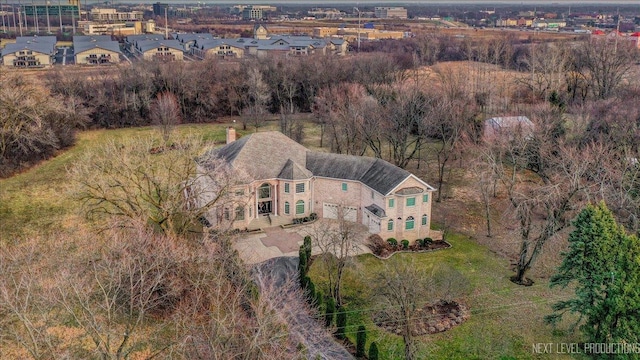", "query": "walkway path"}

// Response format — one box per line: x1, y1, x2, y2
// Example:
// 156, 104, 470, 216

252, 257, 354, 360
